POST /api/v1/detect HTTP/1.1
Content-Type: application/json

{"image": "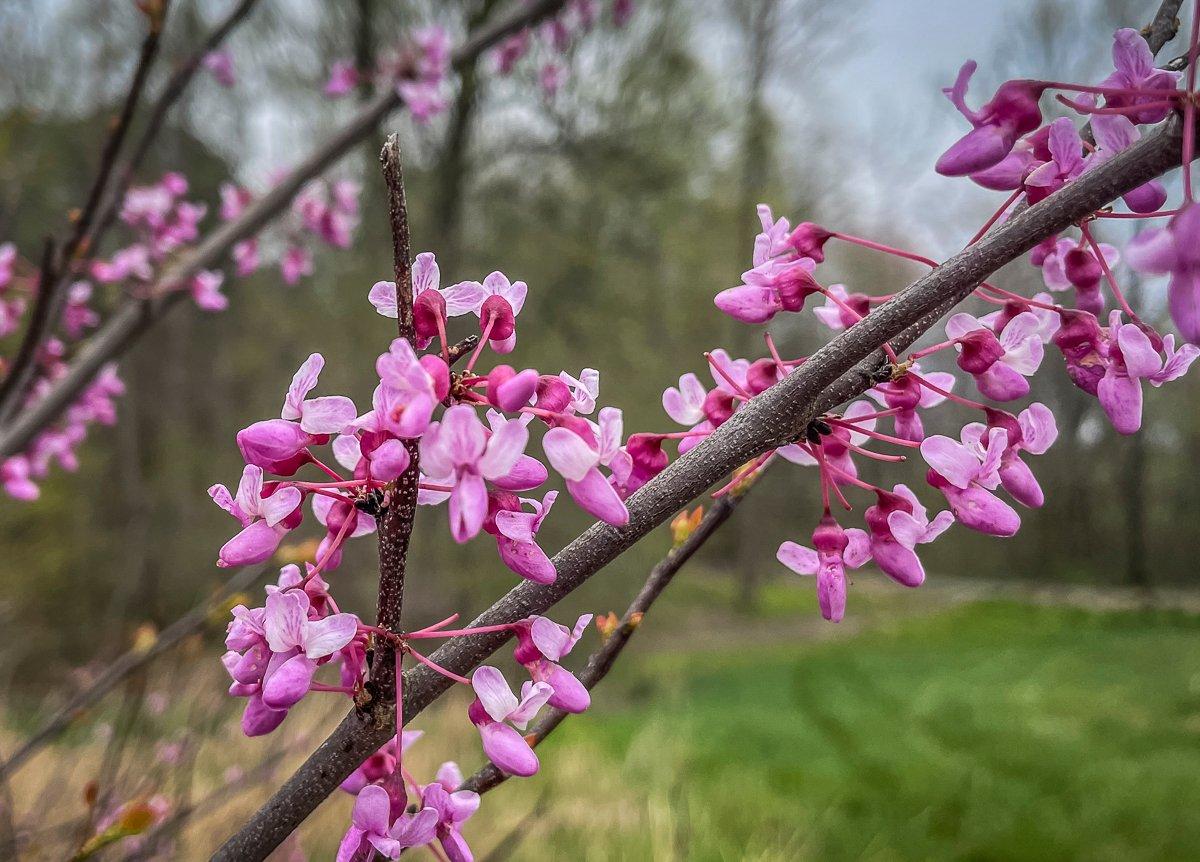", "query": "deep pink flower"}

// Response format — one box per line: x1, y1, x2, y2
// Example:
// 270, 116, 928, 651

339, 732, 424, 794
325, 60, 360, 97
1098, 28, 1182, 124
1087, 115, 1167, 213
281, 245, 313, 285
1040, 237, 1119, 316
861, 484, 953, 587
777, 515, 871, 622
1097, 311, 1199, 434
202, 50, 236, 87
209, 465, 302, 567
542, 407, 630, 525
373, 337, 449, 438
812, 284, 871, 331
1126, 203, 1200, 343
468, 666, 552, 776
486, 490, 558, 583
261, 590, 359, 709
281, 353, 357, 434
421, 406, 530, 542
961, 404, 1057, 507
190, 269, 227, 312
921, 427, 1020, 536
2, 455, 39, 501
420, 773, 479, 862
867, 366, 956, 441
1023, 118, 1083, 203
511, 613, 593, 713
444, 271, 528, 354
945, 310, 1045, 401
336, 784, 438, 862
936, 61, 1046, 176
715, 257, 821, 324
